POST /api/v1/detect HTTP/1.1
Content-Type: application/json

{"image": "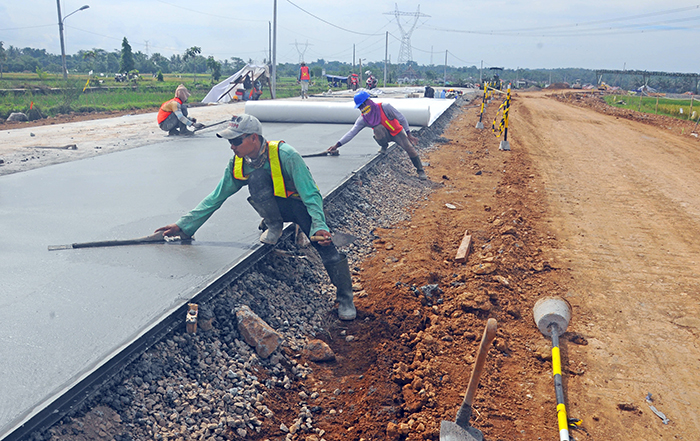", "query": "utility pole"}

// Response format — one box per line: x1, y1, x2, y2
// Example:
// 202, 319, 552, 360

384, 32, 388, 87
443, 50, 447, 86
268, 22, 272, 65
56, 2, 89, 80
272, 0, 277, 98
